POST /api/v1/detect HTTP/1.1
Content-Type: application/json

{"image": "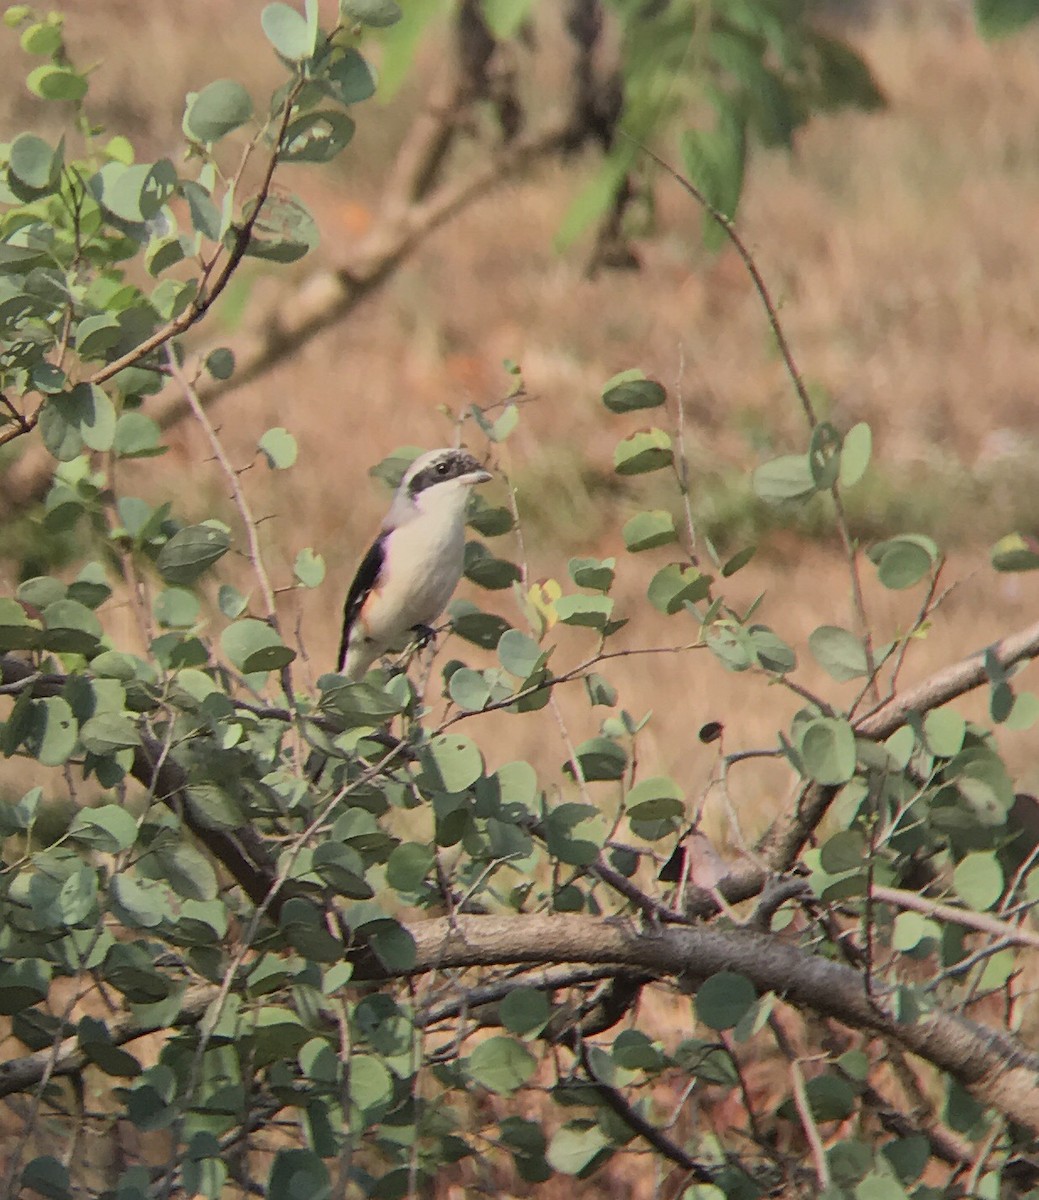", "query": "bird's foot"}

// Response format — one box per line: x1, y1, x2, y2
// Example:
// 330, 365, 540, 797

410, 623, 437, 650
